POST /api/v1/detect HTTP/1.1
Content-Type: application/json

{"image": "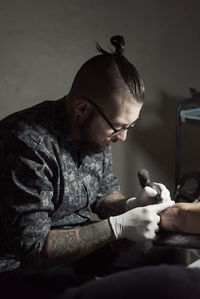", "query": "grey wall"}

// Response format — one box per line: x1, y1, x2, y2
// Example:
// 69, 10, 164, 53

1, 0, 200, 198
